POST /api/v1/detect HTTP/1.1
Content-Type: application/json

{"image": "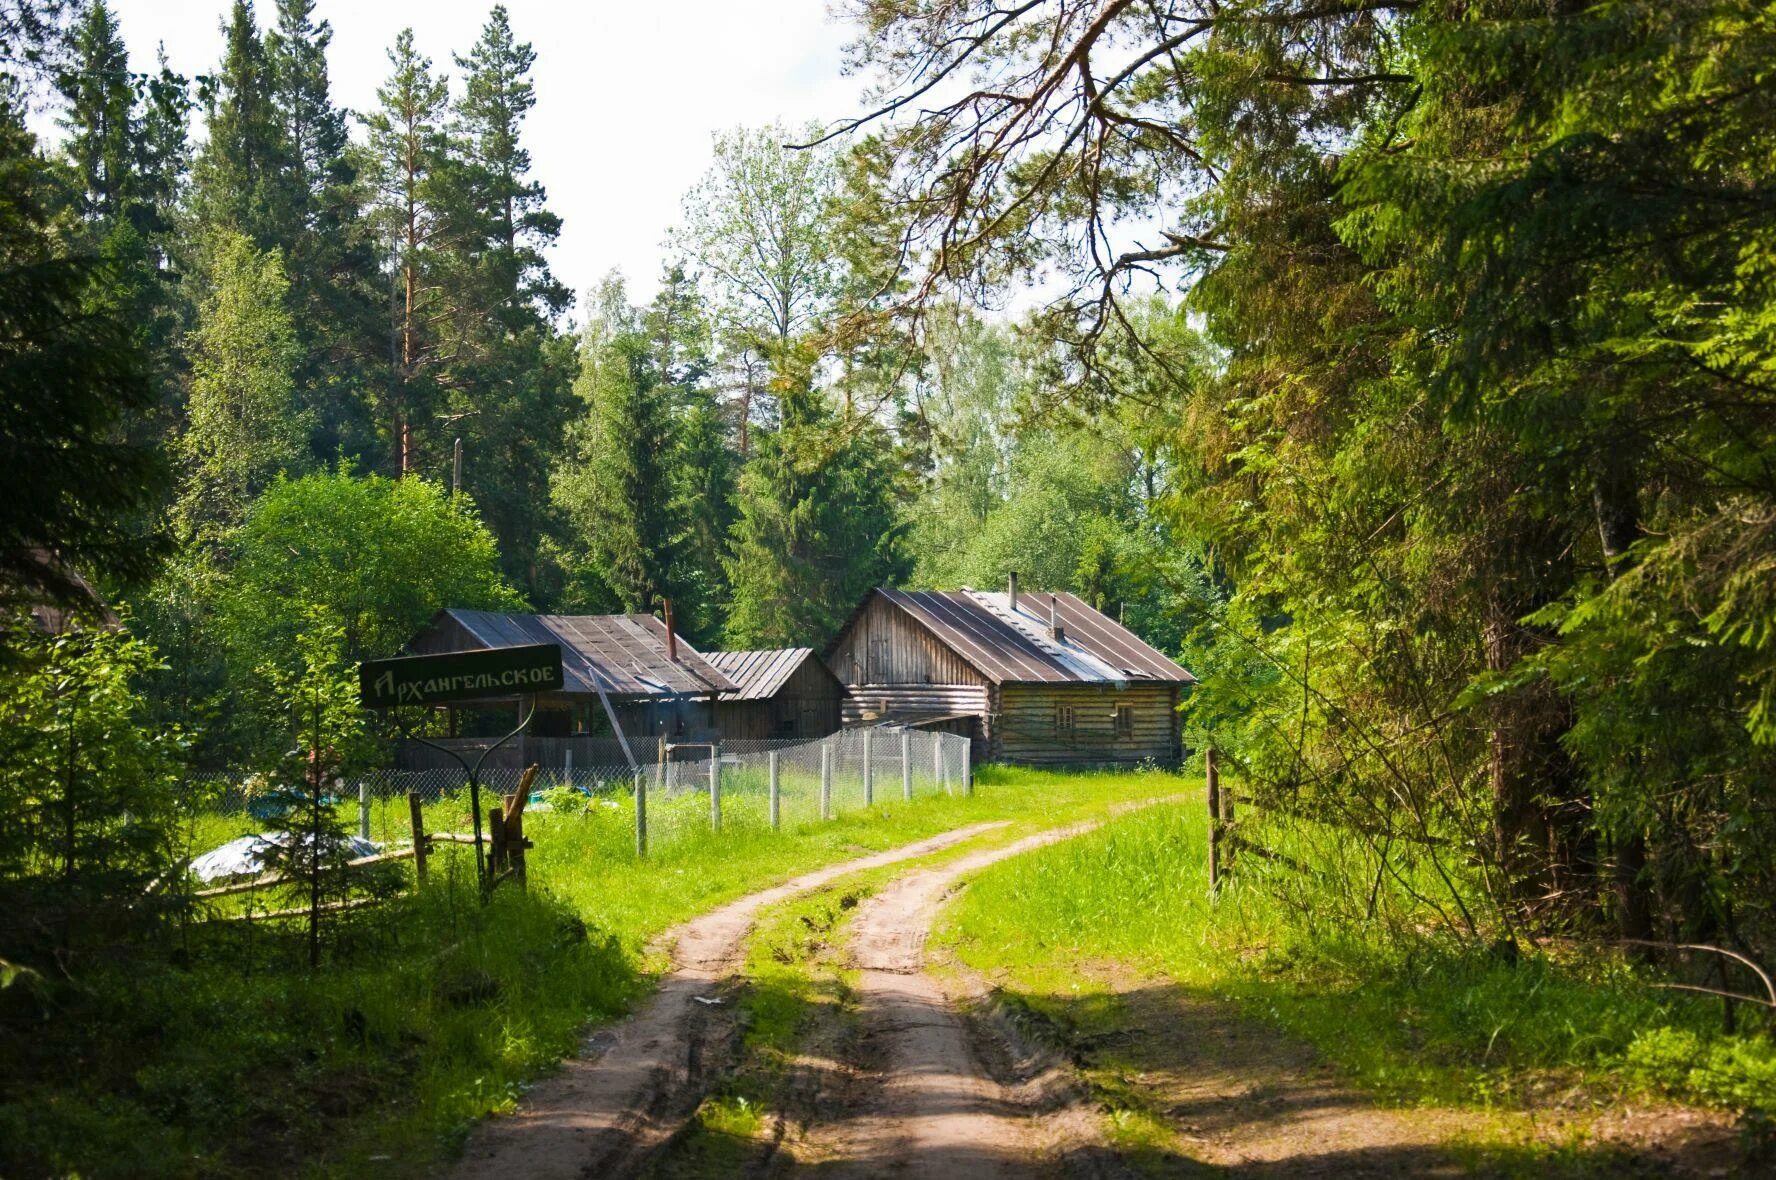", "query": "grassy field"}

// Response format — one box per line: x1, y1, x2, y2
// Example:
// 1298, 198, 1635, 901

0, 765, 1185, 1179
937, 799, 1776, 1130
